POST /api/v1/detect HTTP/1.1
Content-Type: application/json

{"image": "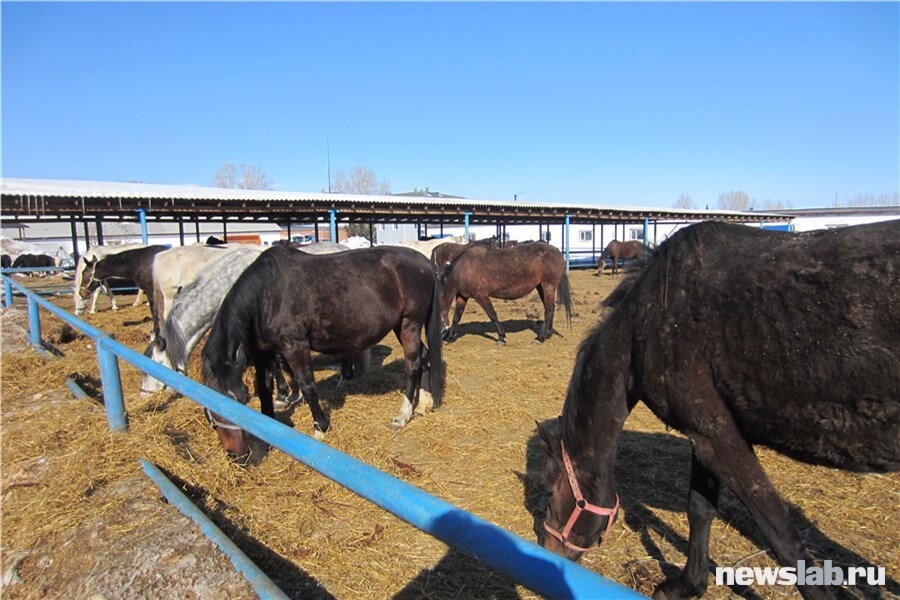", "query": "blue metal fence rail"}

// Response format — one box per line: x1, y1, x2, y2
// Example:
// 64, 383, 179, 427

1, 273, 644, 600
